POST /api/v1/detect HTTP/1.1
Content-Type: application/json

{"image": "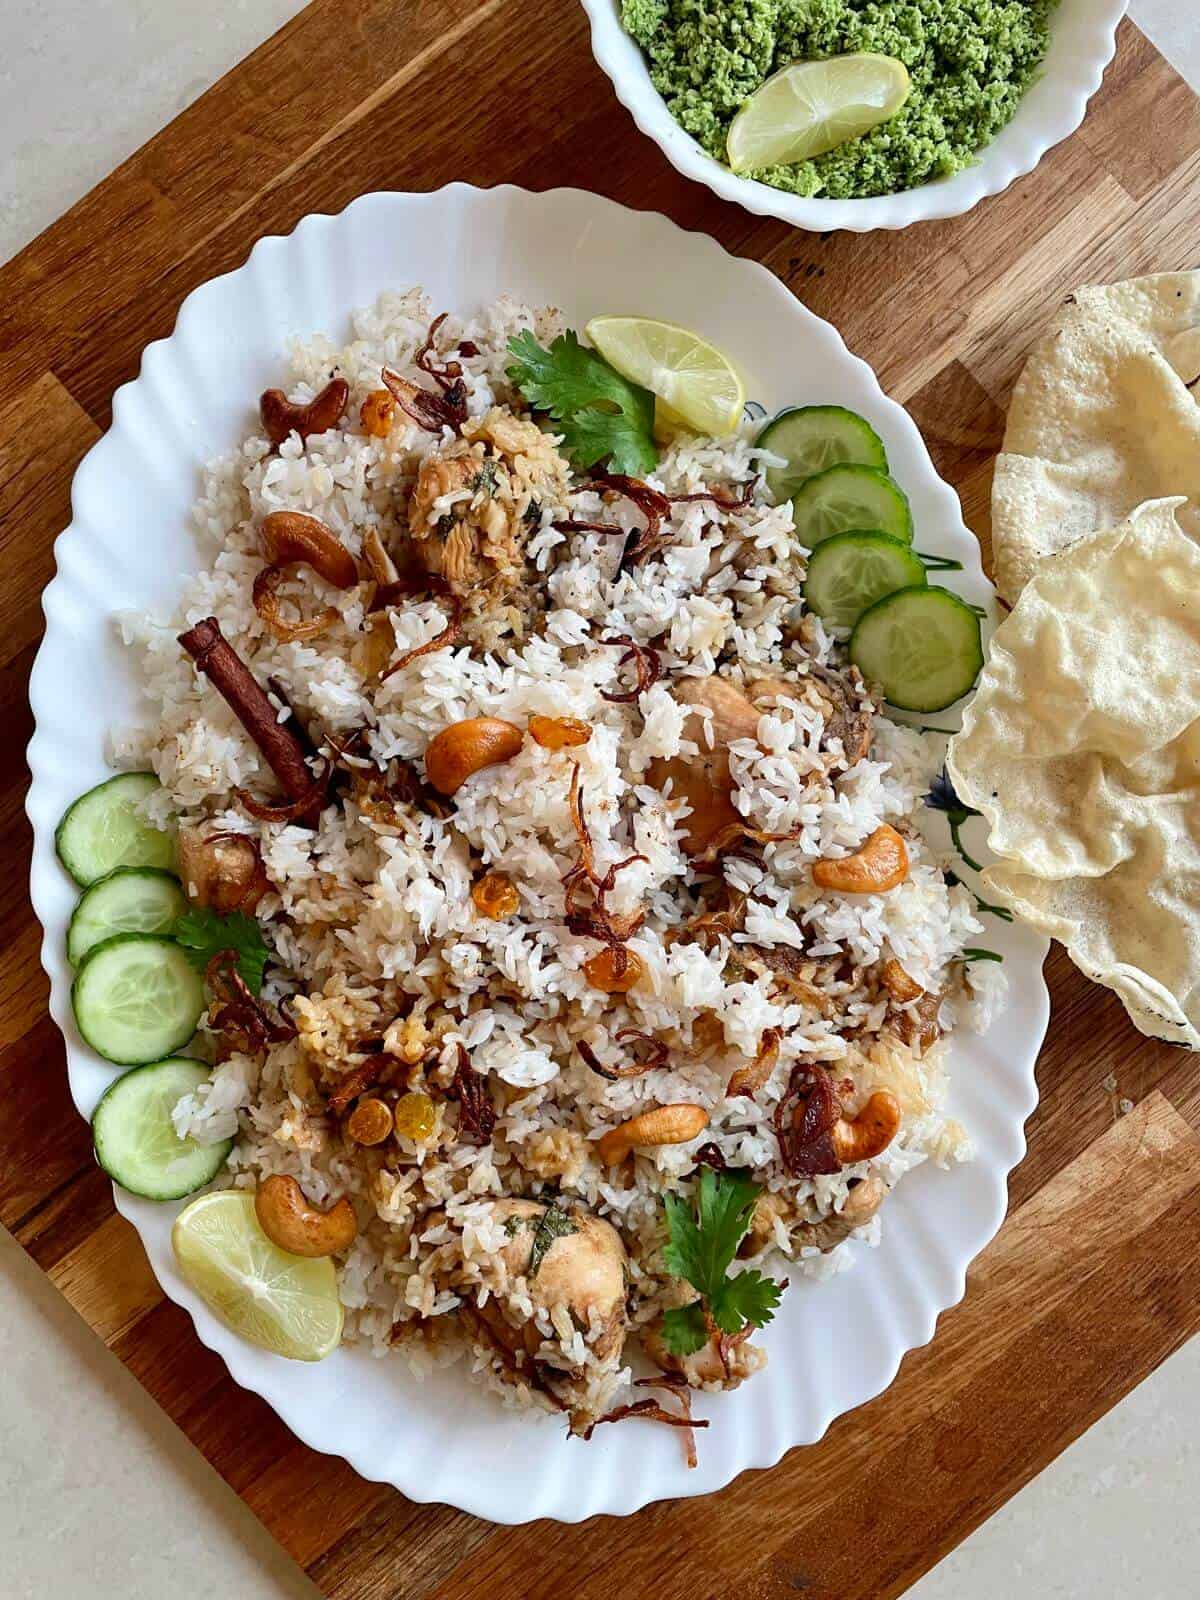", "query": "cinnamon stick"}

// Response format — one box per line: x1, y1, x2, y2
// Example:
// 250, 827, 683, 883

178, 617, 317, 806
